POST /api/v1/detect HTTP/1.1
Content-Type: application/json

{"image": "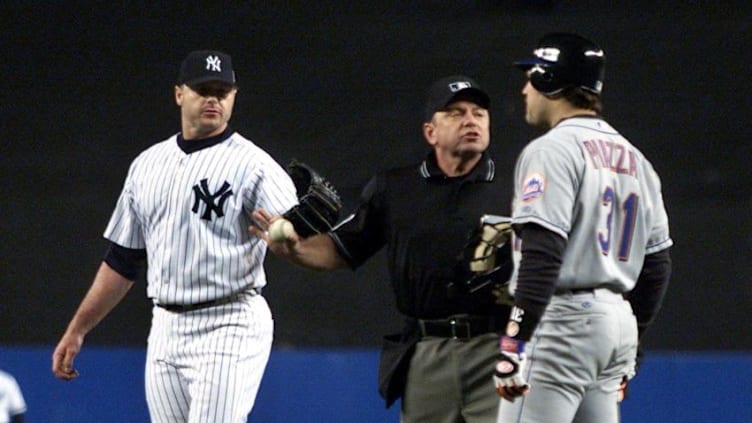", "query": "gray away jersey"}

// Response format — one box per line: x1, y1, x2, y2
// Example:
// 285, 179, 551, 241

510, 117, 672, 294
104, 132, 298, 305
